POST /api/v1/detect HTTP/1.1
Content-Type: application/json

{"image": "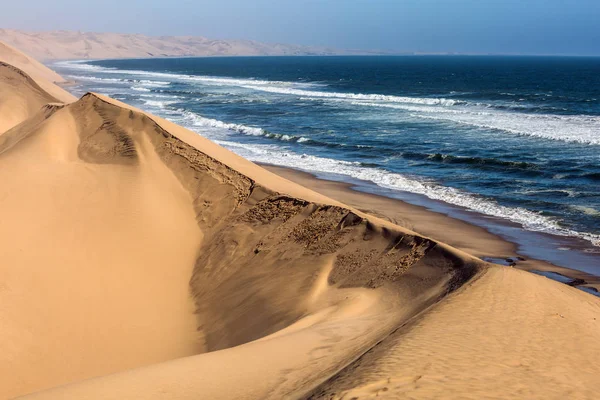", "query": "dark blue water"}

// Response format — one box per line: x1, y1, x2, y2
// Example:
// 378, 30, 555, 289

53, 56, 600, 271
